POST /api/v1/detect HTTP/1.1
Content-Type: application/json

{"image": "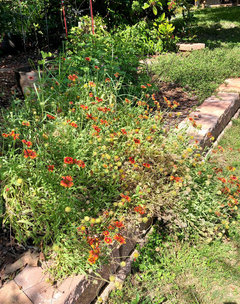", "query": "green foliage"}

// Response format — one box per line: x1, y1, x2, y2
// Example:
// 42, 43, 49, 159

152, 46, 240, 102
